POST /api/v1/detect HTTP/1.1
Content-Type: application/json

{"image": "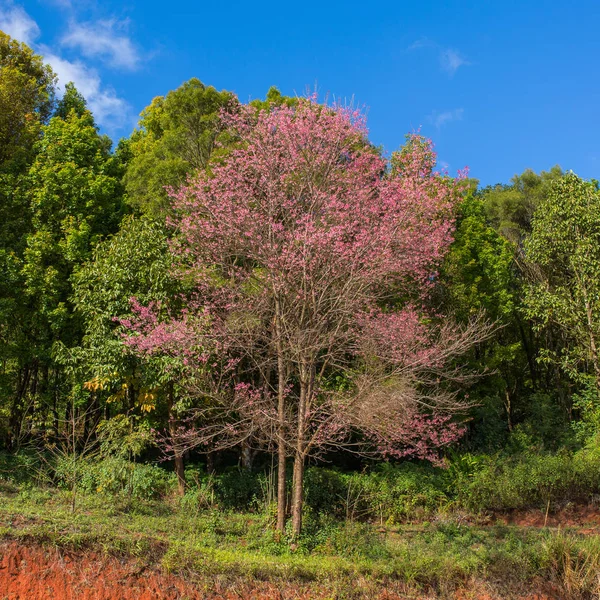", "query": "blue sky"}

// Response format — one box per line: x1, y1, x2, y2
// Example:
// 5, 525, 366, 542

1, 0, 599, 186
